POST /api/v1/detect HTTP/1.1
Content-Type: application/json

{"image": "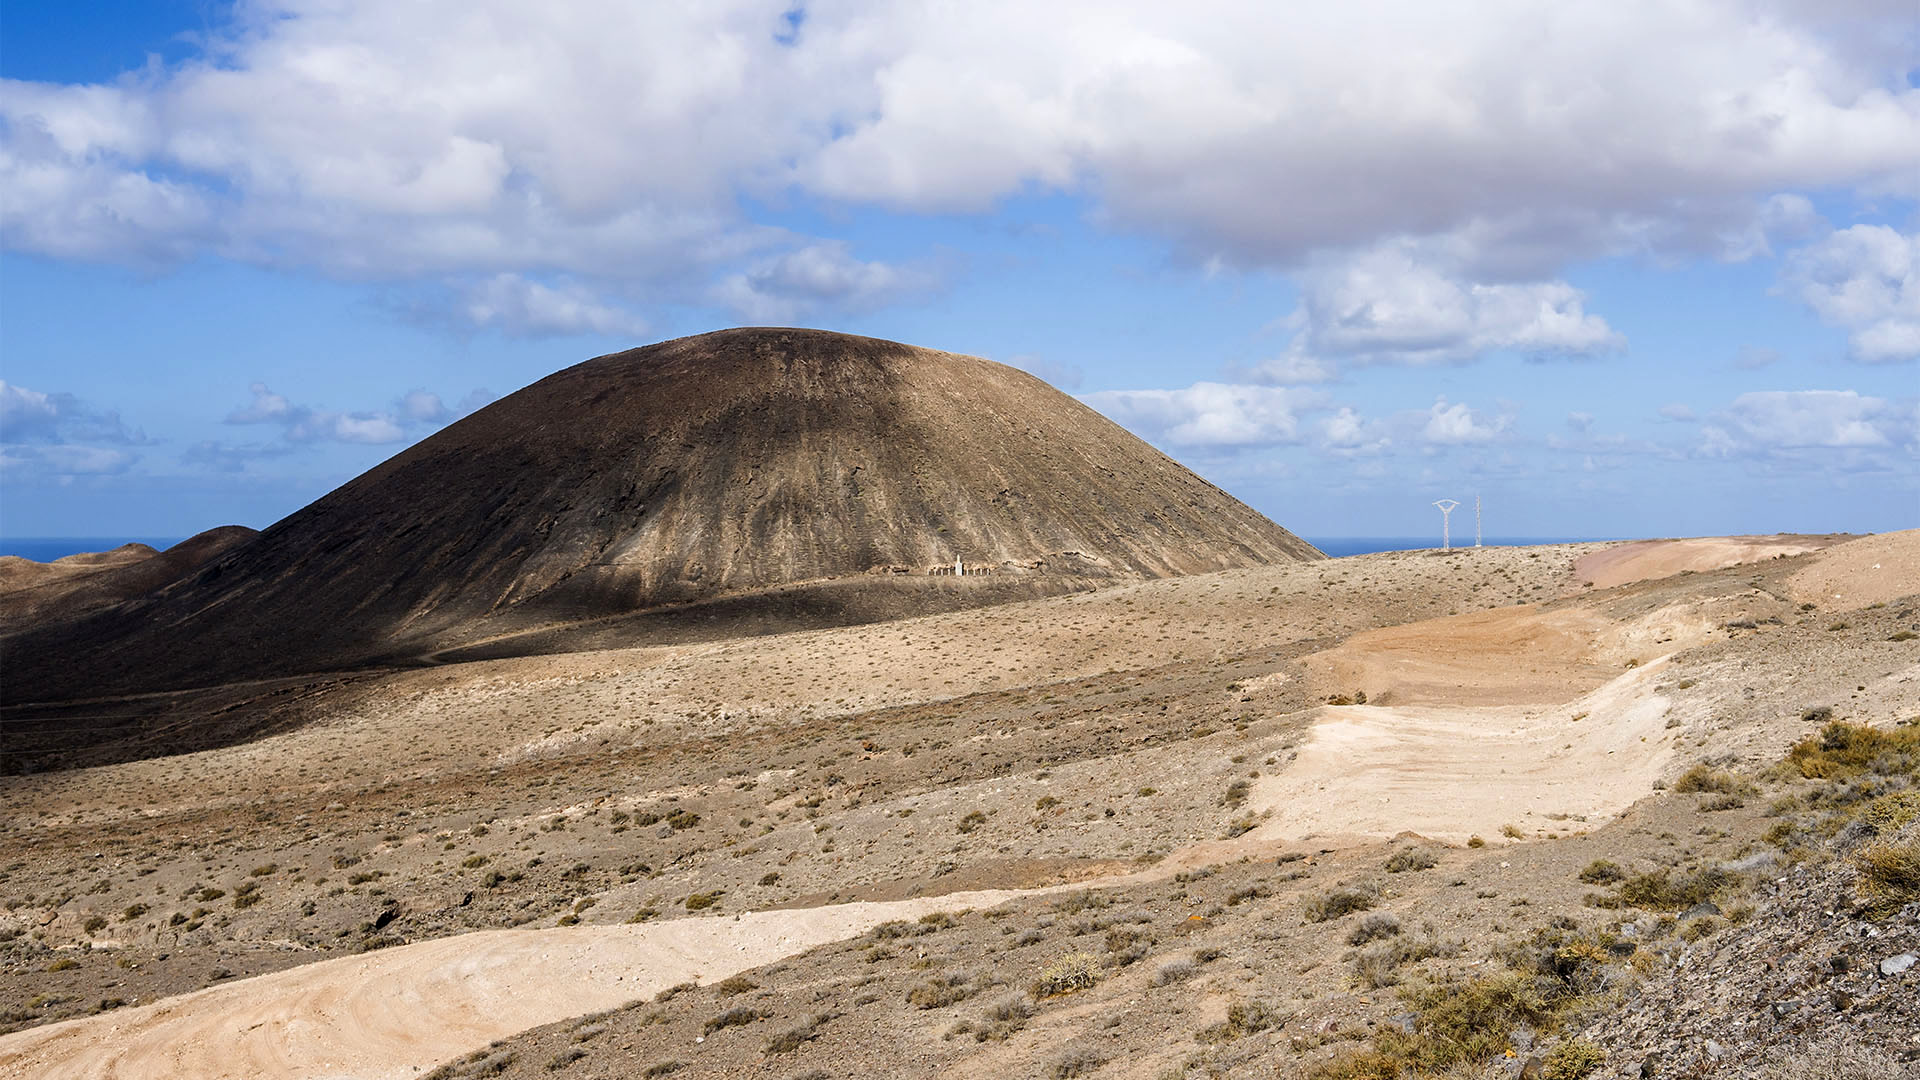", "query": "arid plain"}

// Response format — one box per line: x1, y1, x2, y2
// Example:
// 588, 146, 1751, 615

4, 531, 1915, 1079
1, 332, 1916, 1080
